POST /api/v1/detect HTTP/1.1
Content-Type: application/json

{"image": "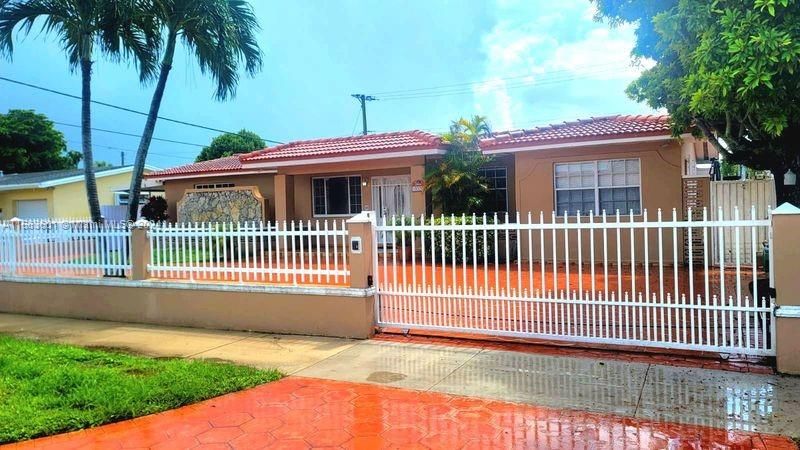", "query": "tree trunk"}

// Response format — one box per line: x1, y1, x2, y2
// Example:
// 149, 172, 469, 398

126, 33, 177, 222
80, 58, 103, 223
